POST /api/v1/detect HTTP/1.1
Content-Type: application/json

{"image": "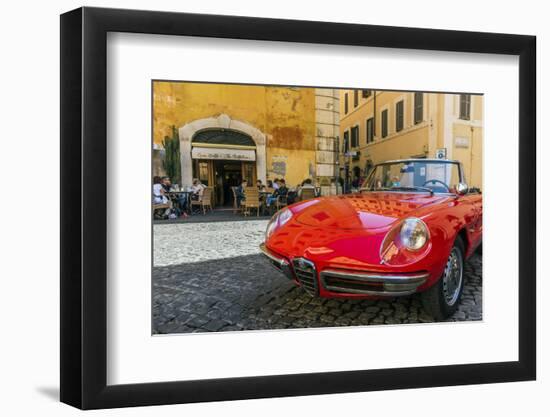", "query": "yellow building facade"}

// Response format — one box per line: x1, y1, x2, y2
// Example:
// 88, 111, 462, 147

153, 82, 340, 204
339, 90, 483, 189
